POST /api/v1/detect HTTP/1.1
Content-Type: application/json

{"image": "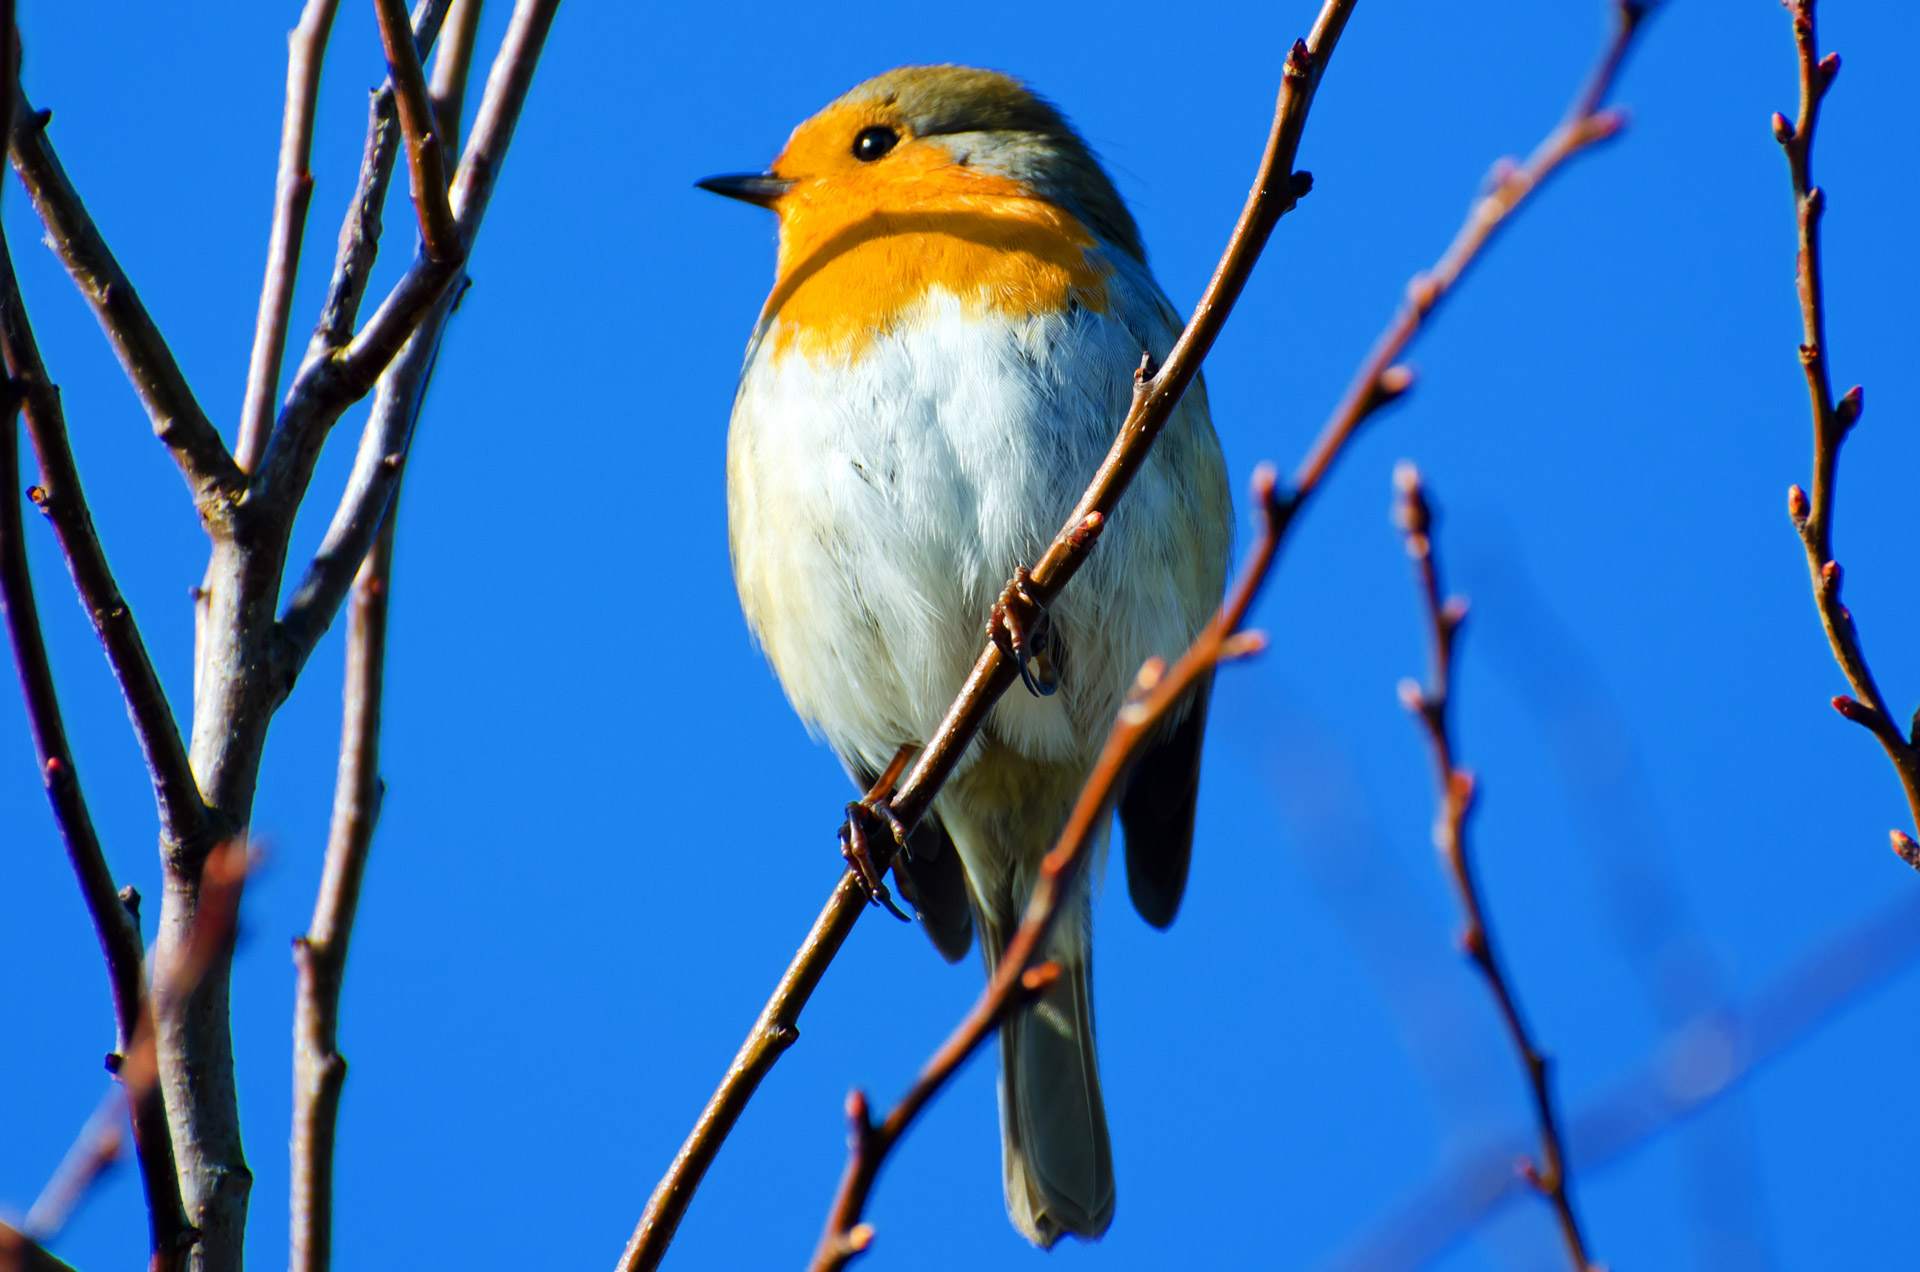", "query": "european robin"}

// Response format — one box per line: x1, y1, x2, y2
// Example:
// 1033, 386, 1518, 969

703, 65, 1232, 1246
